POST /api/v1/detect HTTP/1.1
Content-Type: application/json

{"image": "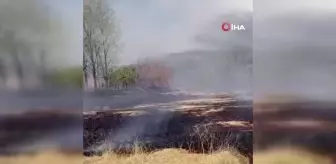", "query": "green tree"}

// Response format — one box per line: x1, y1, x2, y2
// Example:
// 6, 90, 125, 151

110, 66, 137, 89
